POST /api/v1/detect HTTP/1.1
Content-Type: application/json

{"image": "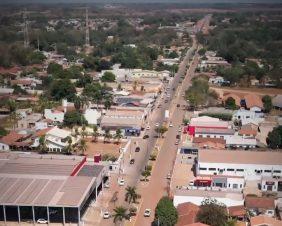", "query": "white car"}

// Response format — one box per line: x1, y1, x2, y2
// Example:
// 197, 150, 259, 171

144, 209, 151, 217
104, 182, 110, 188
175, 140, 179, 145
146, 126, 150, 130
189, 180, 194, 187
103, 211, 111, 219
118, 179, 125, 186
155, 123, 159, 127
169, 123, 173, 127
37, 219, 48, 224
178, 127, 182, 132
